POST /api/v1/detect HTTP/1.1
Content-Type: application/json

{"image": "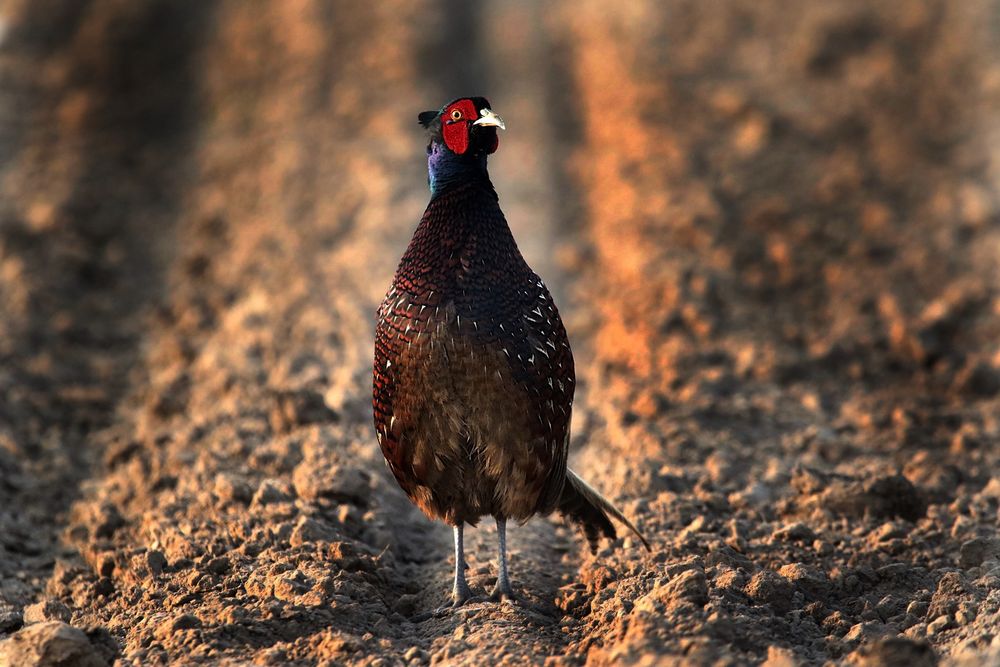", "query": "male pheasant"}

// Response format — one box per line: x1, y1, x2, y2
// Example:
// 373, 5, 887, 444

373, 97, 648, 606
